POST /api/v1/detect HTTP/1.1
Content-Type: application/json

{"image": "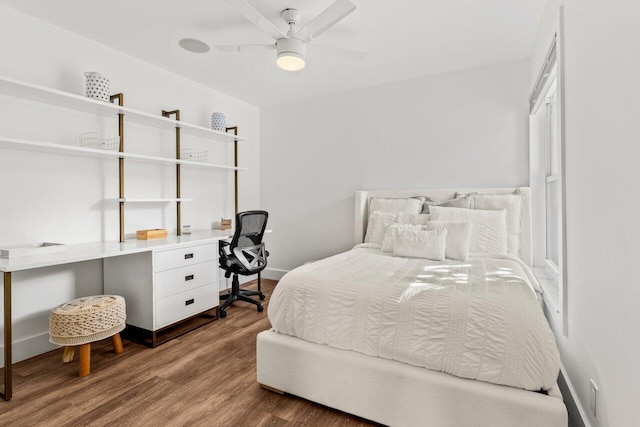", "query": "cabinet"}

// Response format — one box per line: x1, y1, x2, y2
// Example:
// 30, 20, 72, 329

104, 241, 219, 346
